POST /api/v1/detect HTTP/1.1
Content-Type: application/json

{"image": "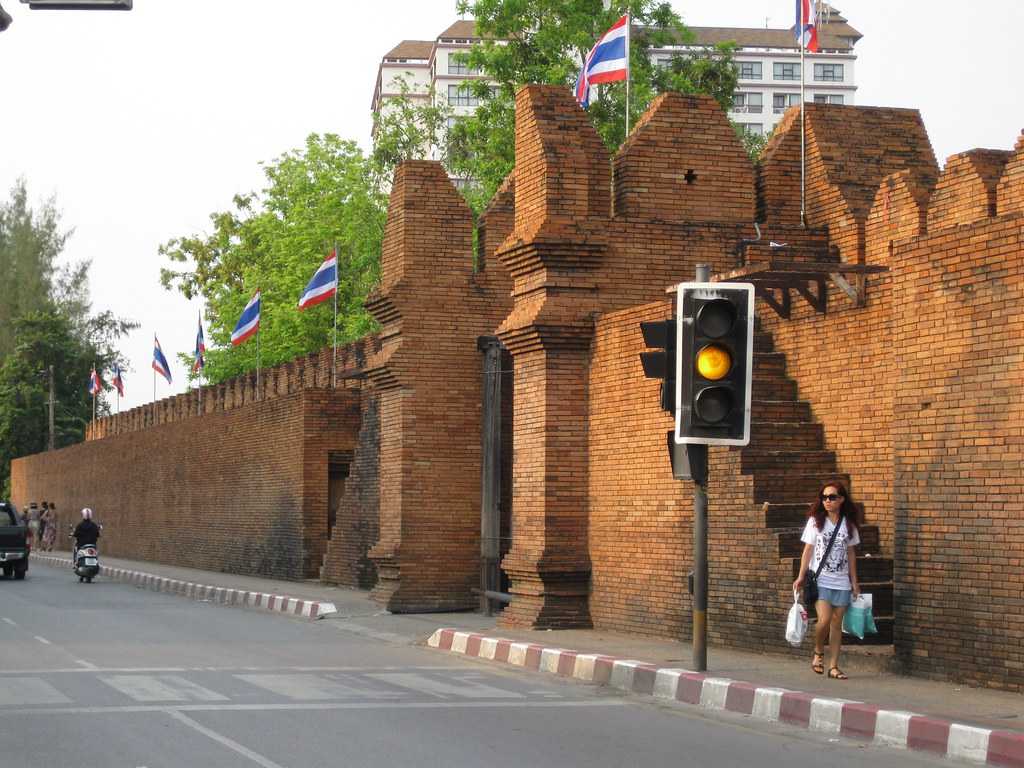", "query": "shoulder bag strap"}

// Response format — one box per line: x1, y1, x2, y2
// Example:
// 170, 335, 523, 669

813, 515, 845, 580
